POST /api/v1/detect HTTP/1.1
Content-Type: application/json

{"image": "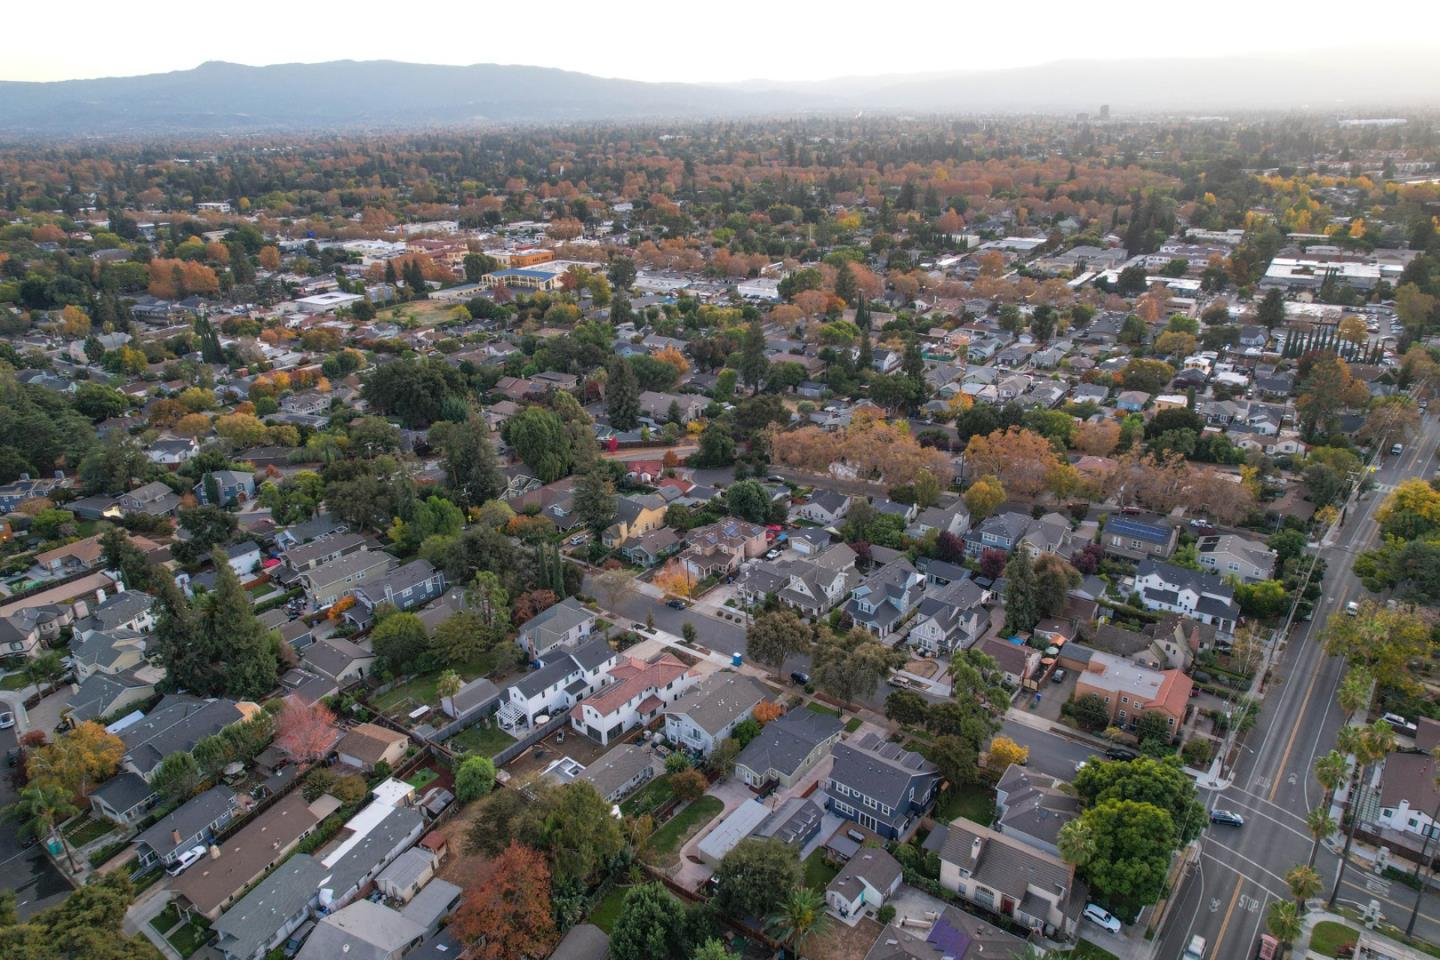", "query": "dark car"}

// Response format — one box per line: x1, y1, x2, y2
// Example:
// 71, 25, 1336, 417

1210, 809, 1245, 827
666, 599, 686, 610
790, 671, 811, 686
1104, 747, 1139, 762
